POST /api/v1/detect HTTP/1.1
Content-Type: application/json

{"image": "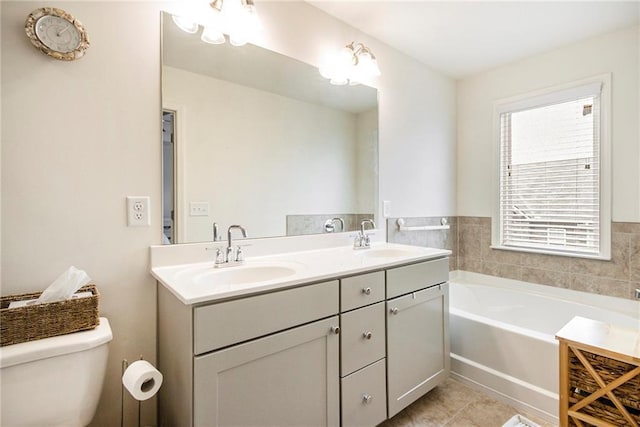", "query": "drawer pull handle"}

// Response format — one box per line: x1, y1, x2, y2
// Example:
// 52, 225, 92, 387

362, 394, 373, 404
331, 326, 340, 335
363, 331, 372, 340
362, 287, 372, 295
390, 307, 398, 315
